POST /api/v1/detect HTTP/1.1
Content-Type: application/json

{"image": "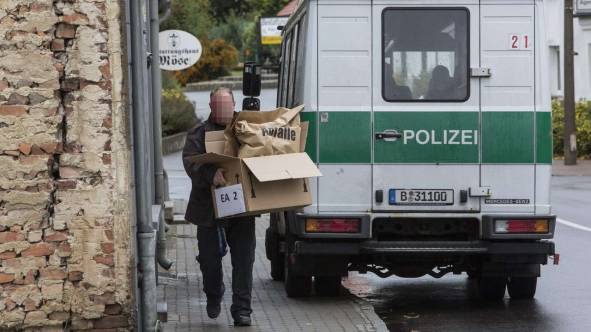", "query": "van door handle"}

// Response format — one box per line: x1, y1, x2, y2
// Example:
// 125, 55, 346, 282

375, 129, 402, 142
